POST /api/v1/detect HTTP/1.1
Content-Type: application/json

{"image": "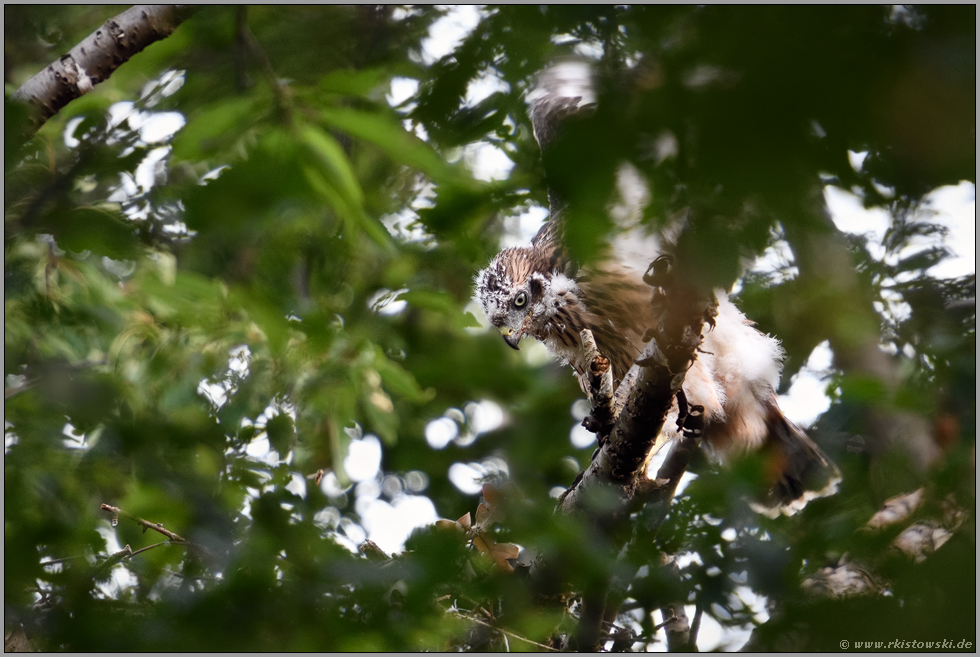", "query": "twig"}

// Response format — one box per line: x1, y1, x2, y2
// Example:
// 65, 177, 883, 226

451, 609, 559, 652
235, 10, 293, 122
38, 554, 87, 567
689, 602, 703, 650
94, 544, 133, 575
606, 619, 638, 652
100, 503, 187, 542
652, 613, 678, 632
4, 377, 37, 400
128, 540, 172, 558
